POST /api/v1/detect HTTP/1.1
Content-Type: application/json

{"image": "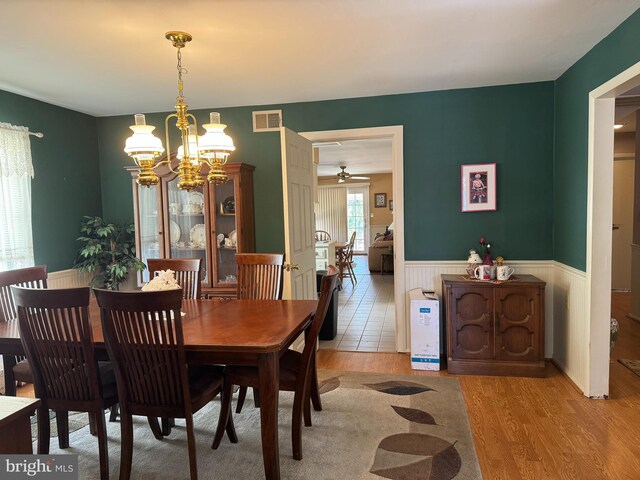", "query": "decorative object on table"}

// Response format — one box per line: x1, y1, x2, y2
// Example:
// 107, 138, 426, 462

495, 255, 504, 266
170, 220, 181, 245
123, 32, 235, 191
466, 249, 483, 276
461, 163, 497, 212
374, 192, 387, 208
473, 264, 494, 281
142, 269, 181, 291
221, 196, 235, 214
496, 265, 514, 281
73, 216, 145, 290
189, 223, 206, 248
